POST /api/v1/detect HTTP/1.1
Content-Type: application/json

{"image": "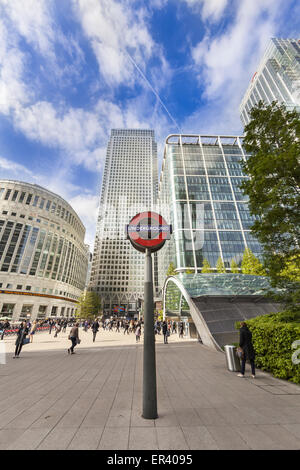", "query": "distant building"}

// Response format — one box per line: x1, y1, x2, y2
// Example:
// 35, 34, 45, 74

89, 129, 158, 317
157, 134, 261, 290
0, 180, 88, 321
240, 38, 300, 126
84, 249, 92, 290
